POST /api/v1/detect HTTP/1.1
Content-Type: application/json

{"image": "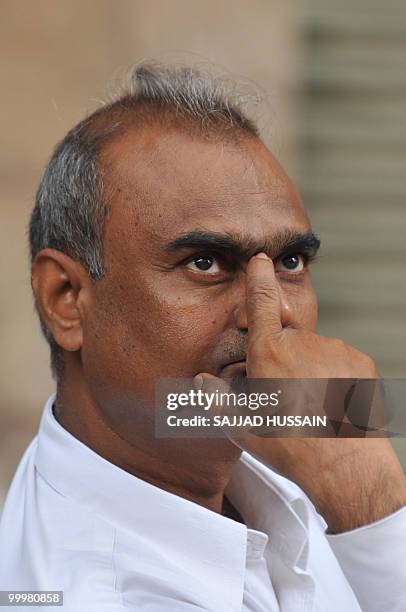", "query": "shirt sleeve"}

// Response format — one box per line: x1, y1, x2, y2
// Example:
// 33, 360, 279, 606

326, 506, 406, 612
